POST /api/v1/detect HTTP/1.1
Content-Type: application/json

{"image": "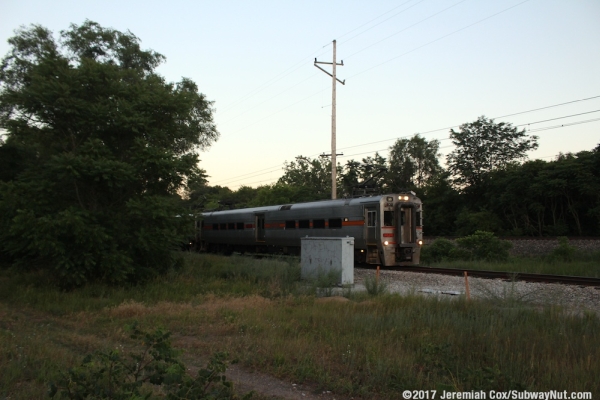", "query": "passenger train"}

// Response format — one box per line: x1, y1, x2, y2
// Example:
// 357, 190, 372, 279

197, 192, 423, 267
